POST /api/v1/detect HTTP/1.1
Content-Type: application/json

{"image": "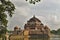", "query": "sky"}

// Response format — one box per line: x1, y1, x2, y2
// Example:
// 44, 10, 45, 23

8, 0, 60, 30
